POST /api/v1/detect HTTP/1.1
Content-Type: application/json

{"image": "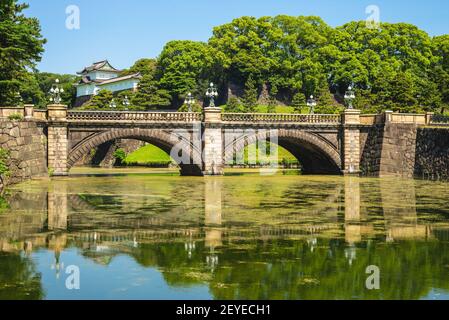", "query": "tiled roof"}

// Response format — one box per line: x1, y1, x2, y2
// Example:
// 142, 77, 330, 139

76, 73, 141, 86
97, 73, 142, 85
77, 60, 121, 75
